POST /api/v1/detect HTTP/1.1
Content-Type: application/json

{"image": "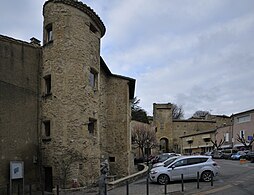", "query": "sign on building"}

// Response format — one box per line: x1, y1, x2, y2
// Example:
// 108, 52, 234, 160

10, 161, 24, 179
10, 161, 24, 195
